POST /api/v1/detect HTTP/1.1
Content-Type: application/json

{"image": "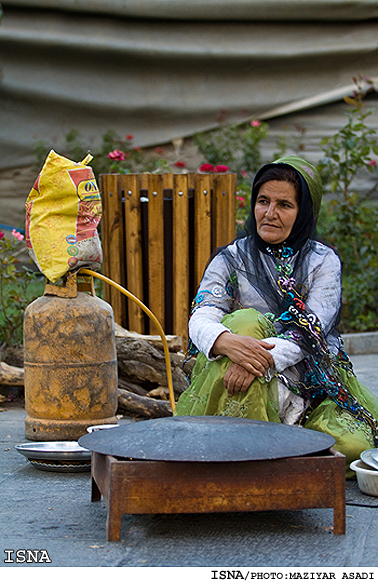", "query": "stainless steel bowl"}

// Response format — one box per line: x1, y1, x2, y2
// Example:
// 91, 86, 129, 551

15, 441, 91, 461
15, 441, 92, 472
